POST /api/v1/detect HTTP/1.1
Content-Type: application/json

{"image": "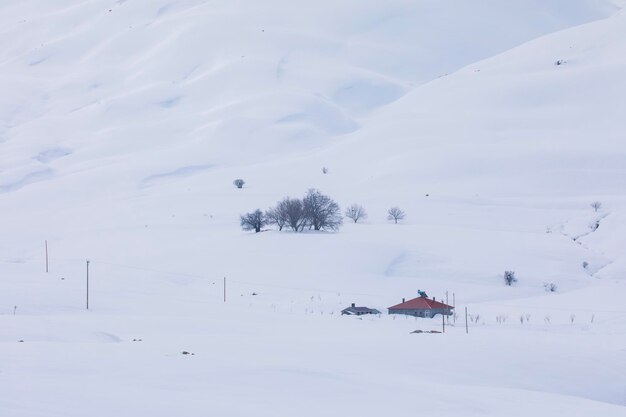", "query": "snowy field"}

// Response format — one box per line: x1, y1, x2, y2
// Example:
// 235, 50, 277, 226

1, 1, 626, 416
